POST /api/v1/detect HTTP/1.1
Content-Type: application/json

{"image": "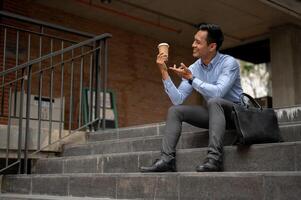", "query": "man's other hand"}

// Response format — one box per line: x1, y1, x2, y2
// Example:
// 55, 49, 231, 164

169, 63, 193, 80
